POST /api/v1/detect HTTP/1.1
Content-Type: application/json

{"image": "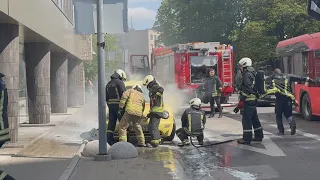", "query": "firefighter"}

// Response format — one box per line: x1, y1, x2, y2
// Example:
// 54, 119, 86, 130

105, 69, 126, 145
176, 98, 206, 147
0, 170, 15, 180
237, 58, 264, 145
142, 75, 164, 147
266, 68, 298, 135
118, 84, 146, 147
0, 73, 10, 148
204, 69, 223, 118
